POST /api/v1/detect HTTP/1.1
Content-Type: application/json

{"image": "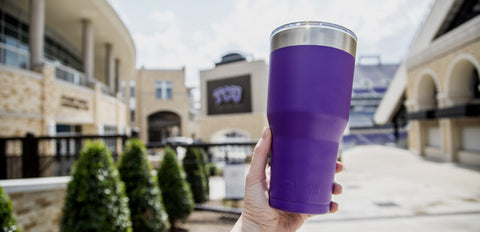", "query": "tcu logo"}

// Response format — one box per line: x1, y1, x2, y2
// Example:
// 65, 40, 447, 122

213, 85, 243, 105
